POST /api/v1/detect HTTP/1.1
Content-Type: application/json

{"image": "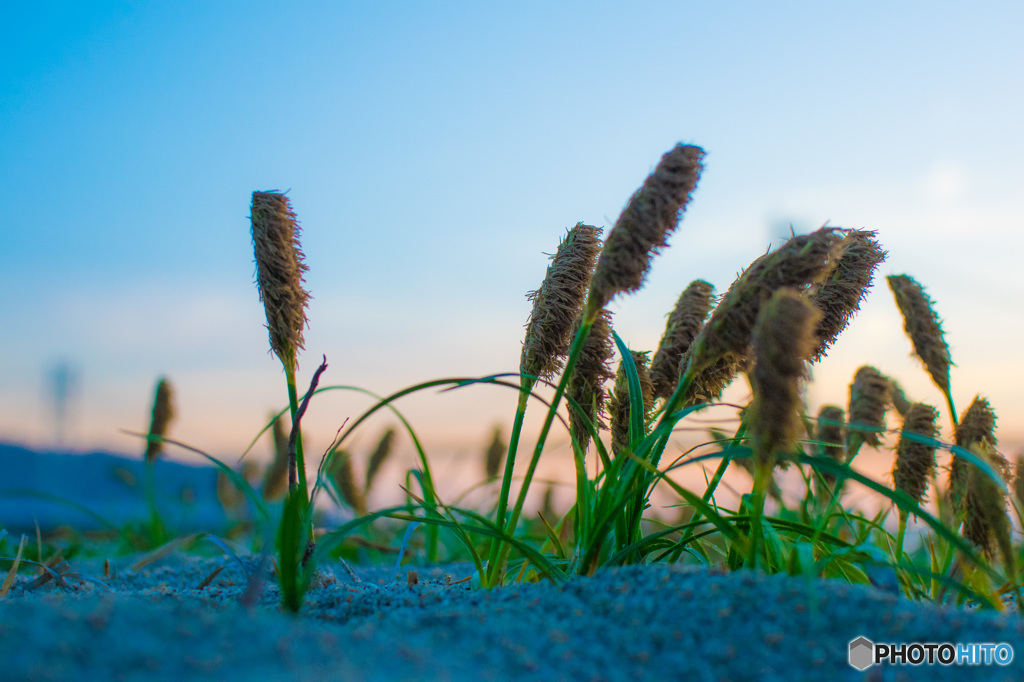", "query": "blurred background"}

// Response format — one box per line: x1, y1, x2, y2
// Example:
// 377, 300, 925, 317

1, 2, 1022, 508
